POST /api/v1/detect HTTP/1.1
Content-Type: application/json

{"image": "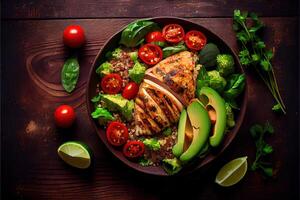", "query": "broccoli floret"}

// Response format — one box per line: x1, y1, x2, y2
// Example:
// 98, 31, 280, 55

207, 70, 227, 93
162, 158, 182, 175
225, 102, 235, 128
128, 61, 146, 84
111, 47, 123, 59
96, 62, 112, 77
143, 138, 161, 151
216, 54, 235, 77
